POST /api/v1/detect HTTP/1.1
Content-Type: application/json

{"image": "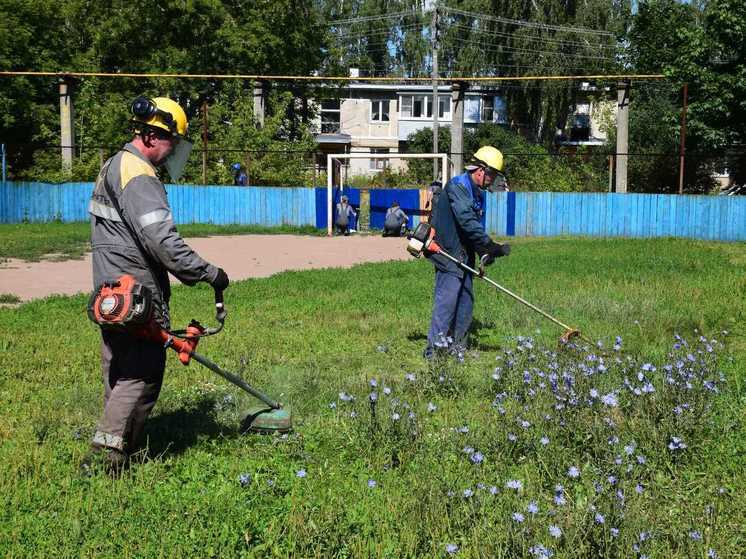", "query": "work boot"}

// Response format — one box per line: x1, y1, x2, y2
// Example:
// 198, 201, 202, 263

80, 444, 128, 478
